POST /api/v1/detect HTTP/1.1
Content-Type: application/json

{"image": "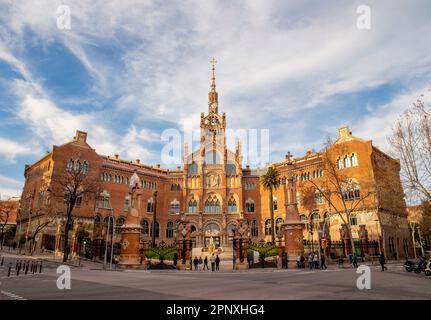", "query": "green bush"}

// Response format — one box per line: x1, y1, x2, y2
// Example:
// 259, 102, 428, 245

146, 246, 177, 261
248, 242, 278, 259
